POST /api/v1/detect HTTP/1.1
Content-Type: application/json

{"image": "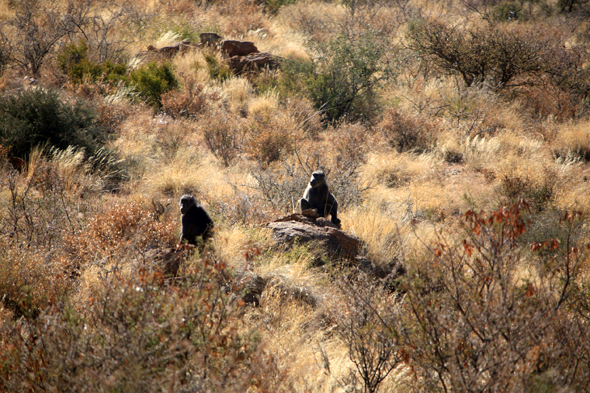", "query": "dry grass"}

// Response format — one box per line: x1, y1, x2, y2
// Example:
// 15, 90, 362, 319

3, 0, 590, 391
